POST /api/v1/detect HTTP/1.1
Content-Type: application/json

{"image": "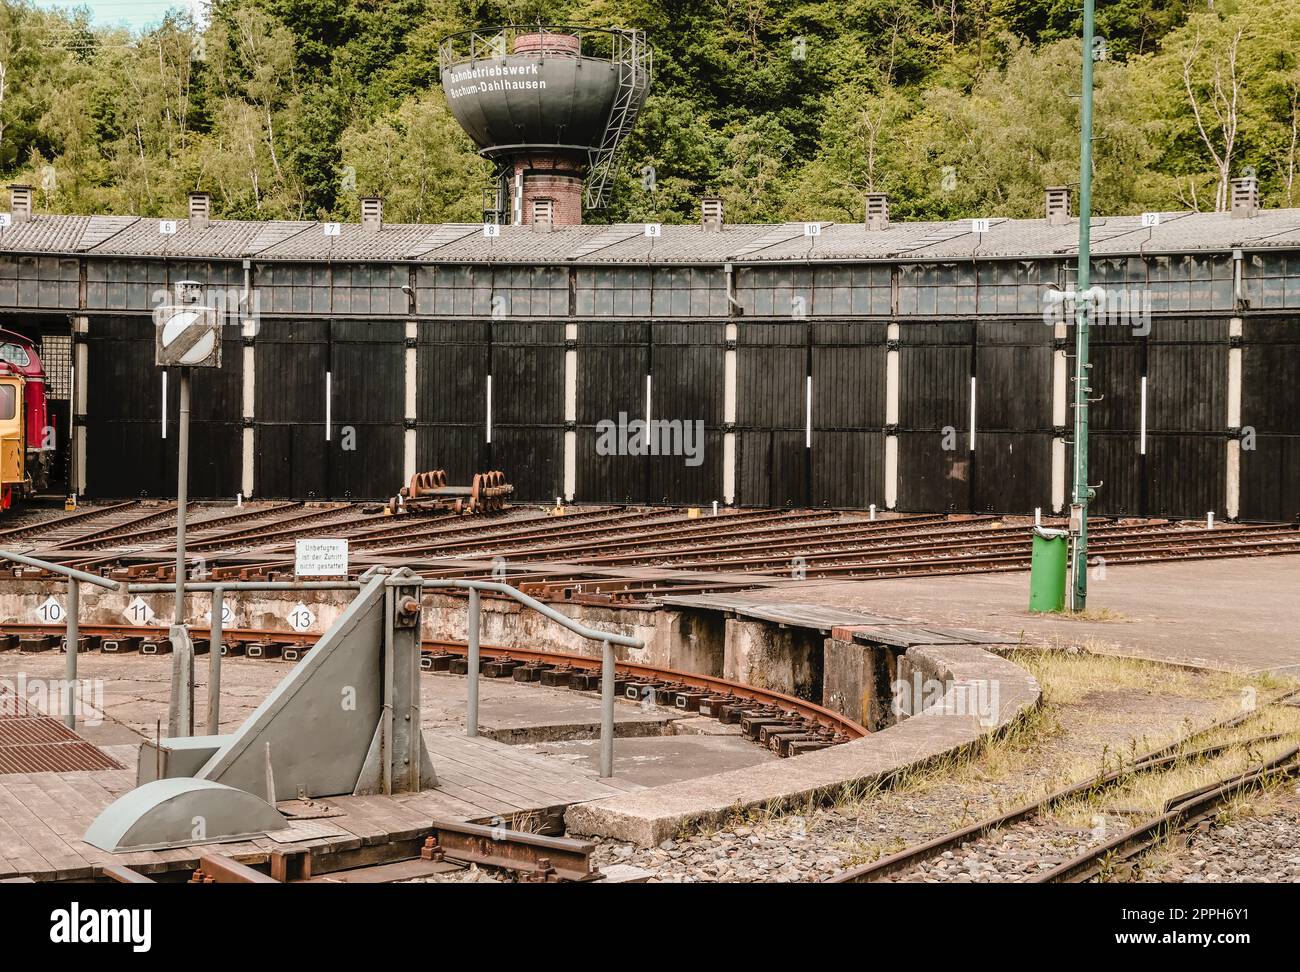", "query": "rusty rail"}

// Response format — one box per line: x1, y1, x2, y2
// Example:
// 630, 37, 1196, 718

190, 854, 279, 884
827, 690, 1300, 883
0, 618, 867, 746
1035, 745, 1300, 884
8, 503, 1295, 609
423, 820, 598, 882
